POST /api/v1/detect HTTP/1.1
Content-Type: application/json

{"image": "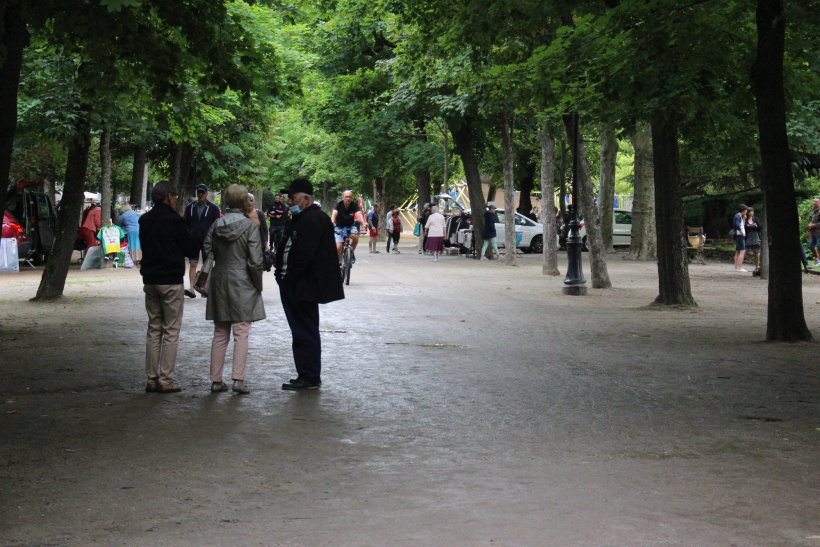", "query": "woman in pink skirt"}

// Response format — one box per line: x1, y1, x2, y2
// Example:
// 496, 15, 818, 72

424, 206, 447, 262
